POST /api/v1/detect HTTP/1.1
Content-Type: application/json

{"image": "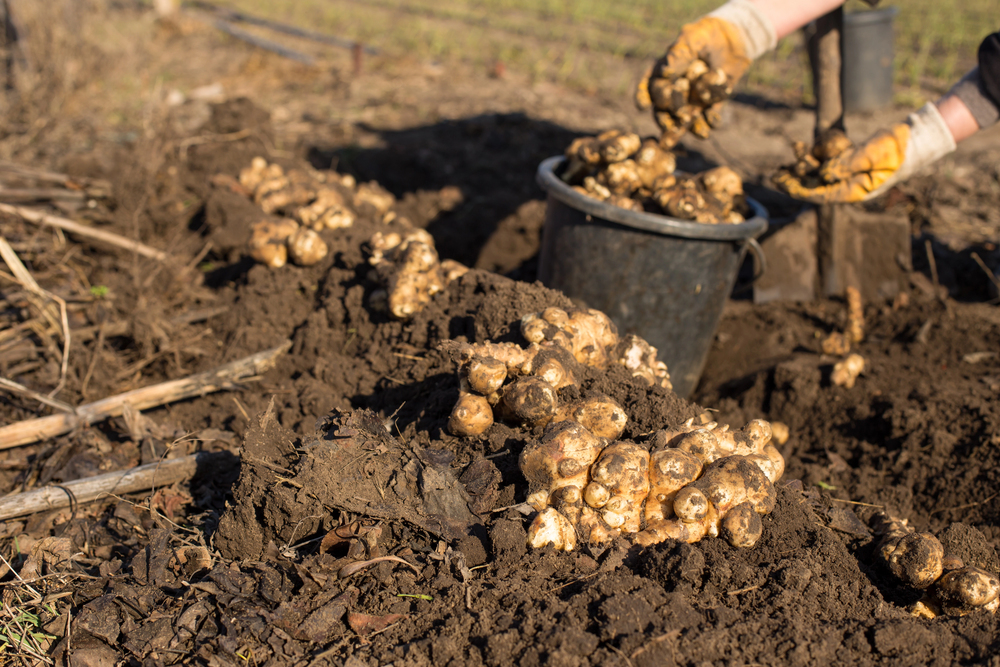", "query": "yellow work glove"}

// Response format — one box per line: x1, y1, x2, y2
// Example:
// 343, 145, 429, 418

637, 0, 776, 146
774, 103, 957, 204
